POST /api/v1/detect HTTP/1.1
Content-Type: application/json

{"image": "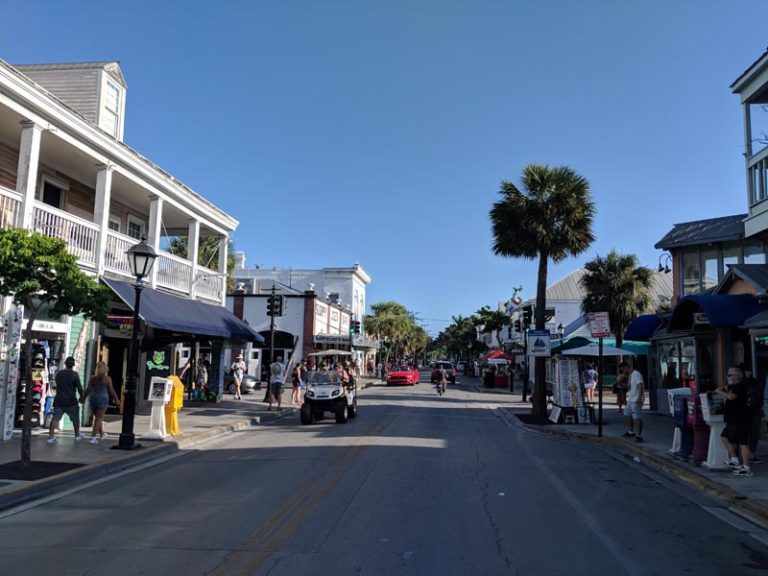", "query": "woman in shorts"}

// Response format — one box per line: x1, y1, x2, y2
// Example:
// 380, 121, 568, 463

83, 361, 120, 444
